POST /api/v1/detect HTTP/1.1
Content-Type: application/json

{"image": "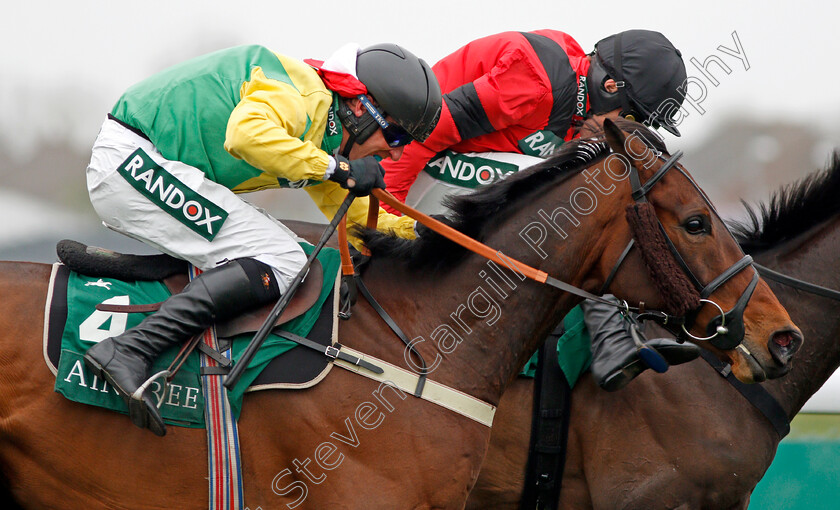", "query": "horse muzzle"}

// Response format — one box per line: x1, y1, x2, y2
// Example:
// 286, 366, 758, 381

765, 327, 803, 377
726, 326, 803, 382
